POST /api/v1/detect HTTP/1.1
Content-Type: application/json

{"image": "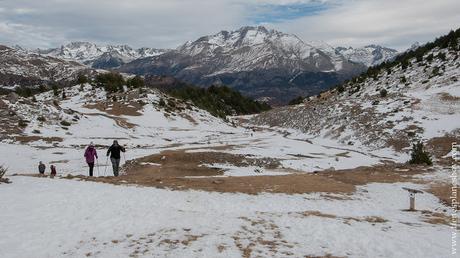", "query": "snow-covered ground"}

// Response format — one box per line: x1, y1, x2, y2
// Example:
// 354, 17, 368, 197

1, 85, 406, 177
0, 80, 456, 258
0, 176, 453, 258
